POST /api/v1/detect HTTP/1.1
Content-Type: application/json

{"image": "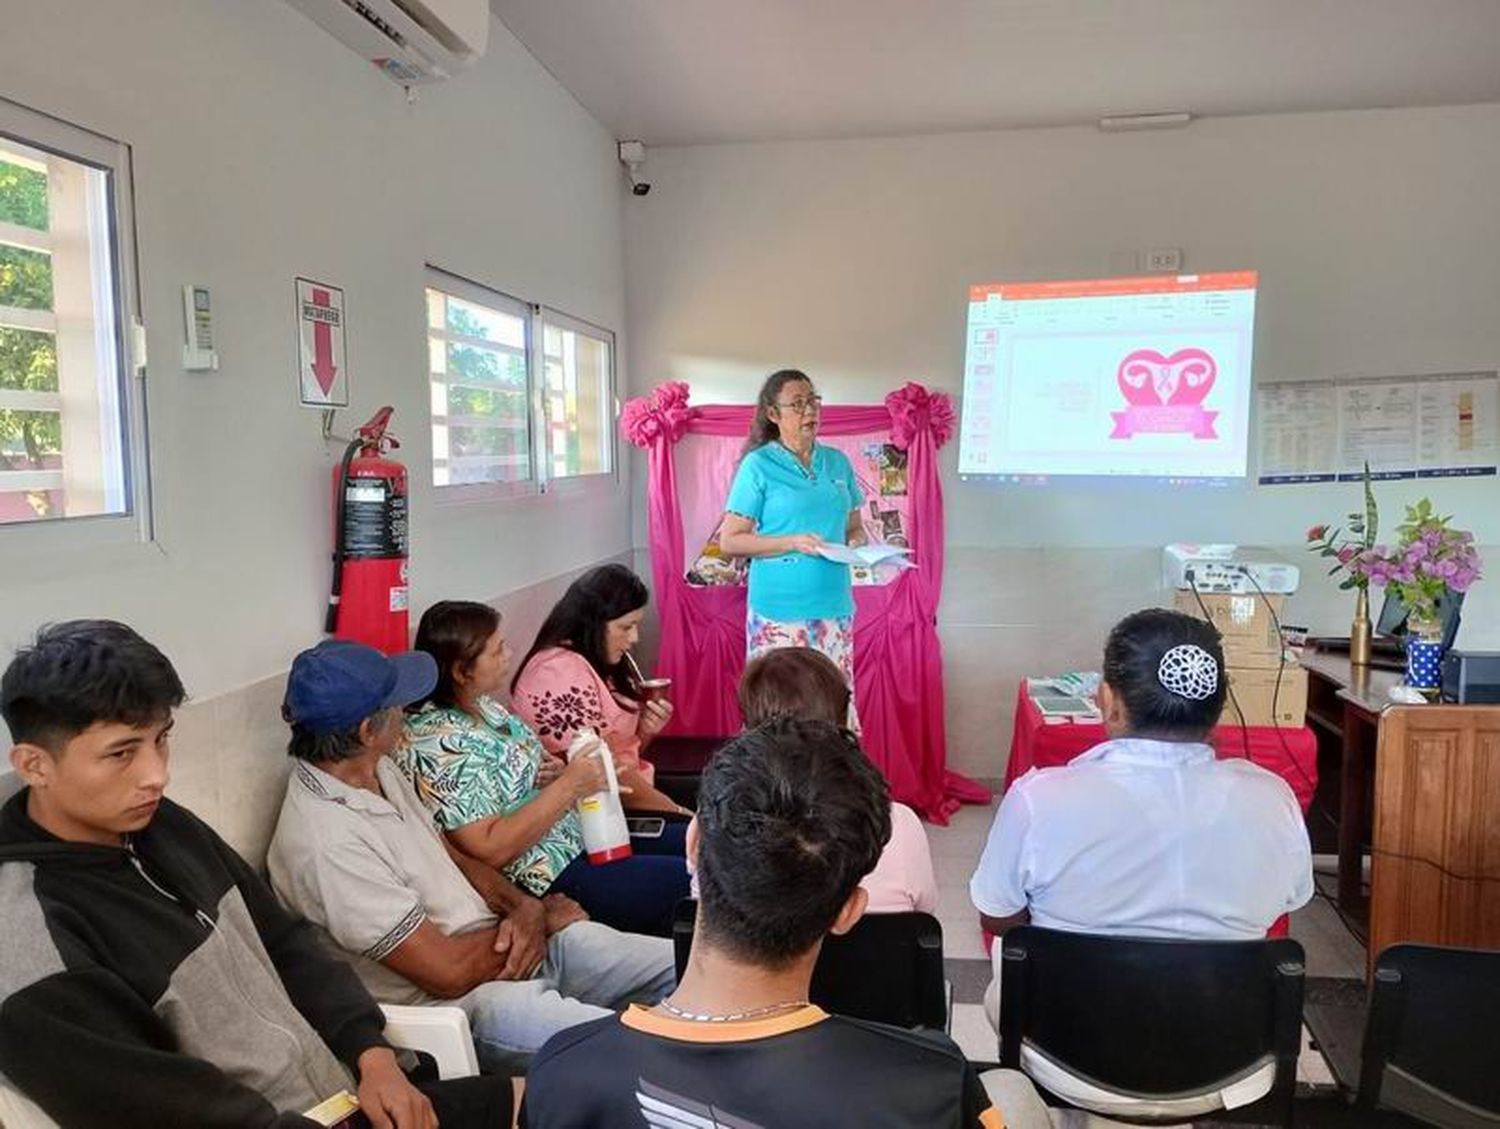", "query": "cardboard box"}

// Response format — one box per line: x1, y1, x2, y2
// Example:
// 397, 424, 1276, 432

1172, 590, 1285, 668
1223, 663, 1308, 729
